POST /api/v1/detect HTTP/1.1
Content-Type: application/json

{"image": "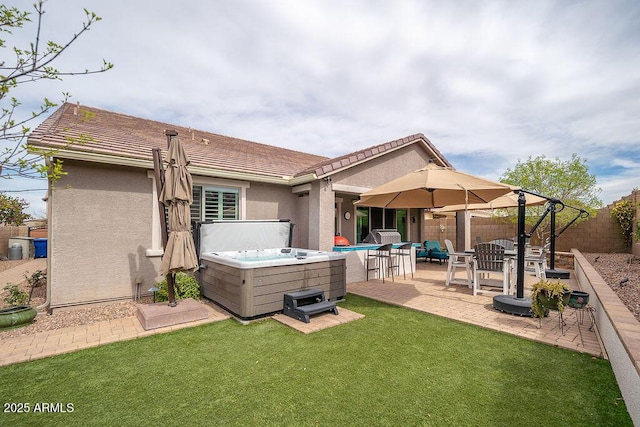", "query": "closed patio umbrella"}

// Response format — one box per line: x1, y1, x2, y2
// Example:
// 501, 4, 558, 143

355, 163, 513, 209
158, 133, 198, 304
